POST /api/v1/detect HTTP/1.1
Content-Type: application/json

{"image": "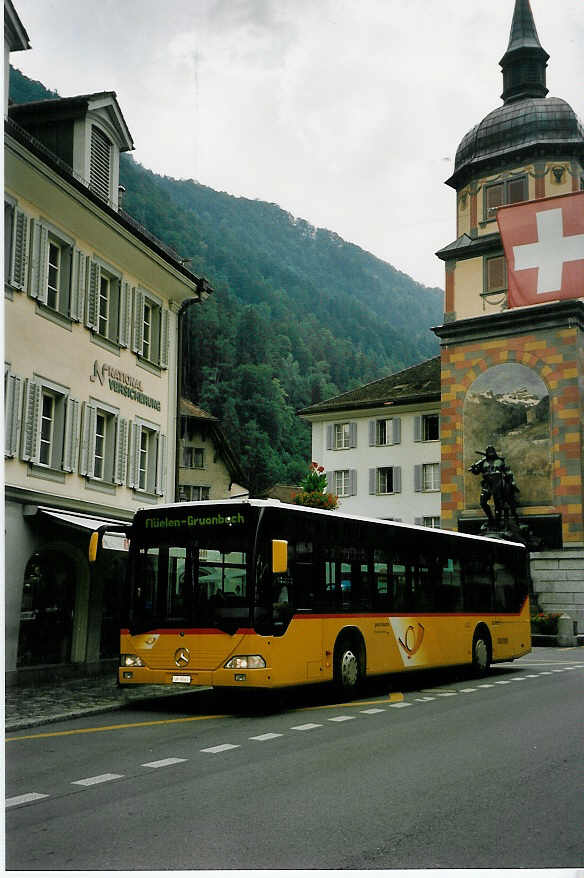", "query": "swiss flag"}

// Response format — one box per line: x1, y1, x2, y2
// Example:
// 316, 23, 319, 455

496, 191, 584, 308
